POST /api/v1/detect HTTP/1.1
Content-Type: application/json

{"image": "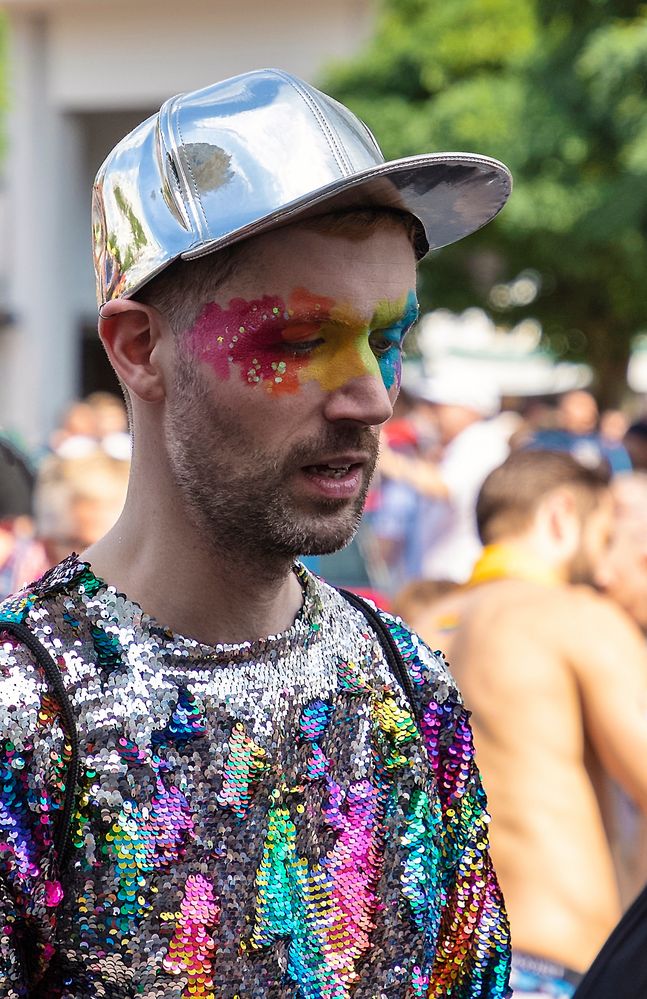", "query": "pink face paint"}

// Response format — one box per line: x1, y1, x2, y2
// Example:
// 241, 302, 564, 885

184, 287, 417, 396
